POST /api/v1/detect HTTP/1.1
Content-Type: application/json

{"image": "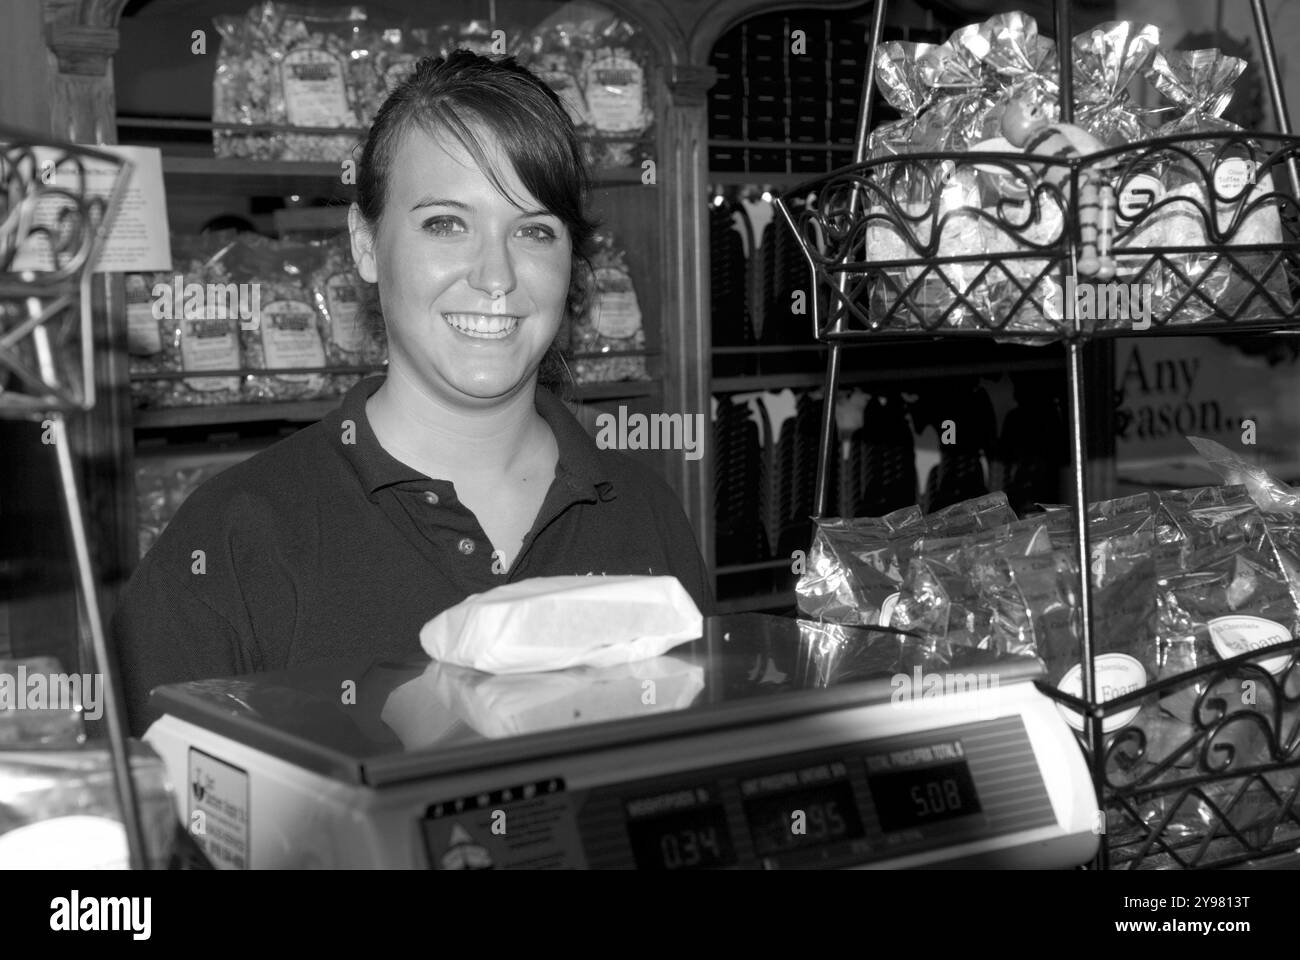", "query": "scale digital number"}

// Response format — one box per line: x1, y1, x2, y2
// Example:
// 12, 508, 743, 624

739, 761, 865, 859
863, 739, 982, 833
624, 789, 738, 870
